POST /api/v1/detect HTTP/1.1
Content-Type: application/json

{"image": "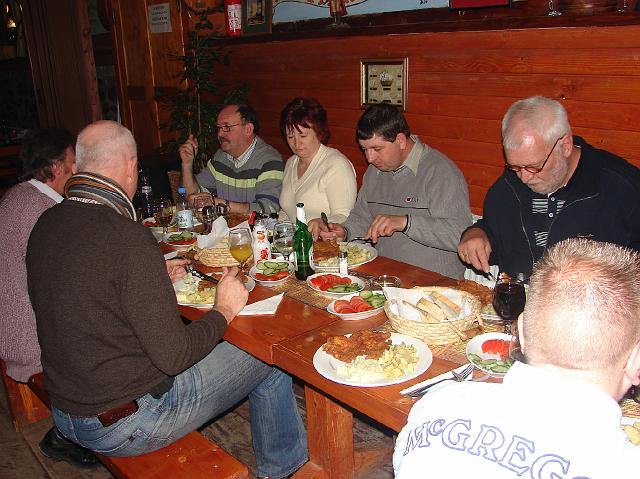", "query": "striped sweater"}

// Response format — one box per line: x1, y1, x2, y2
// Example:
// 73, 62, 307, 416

196, 137, 283, 214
